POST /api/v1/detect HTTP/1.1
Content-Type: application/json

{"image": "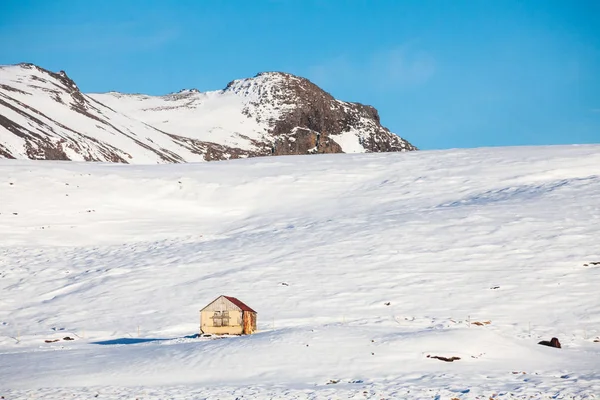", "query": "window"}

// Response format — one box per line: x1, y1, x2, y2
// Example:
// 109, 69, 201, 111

212, 311, 222, 327
222, 311, 230, 326
212, 311, 230, 327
